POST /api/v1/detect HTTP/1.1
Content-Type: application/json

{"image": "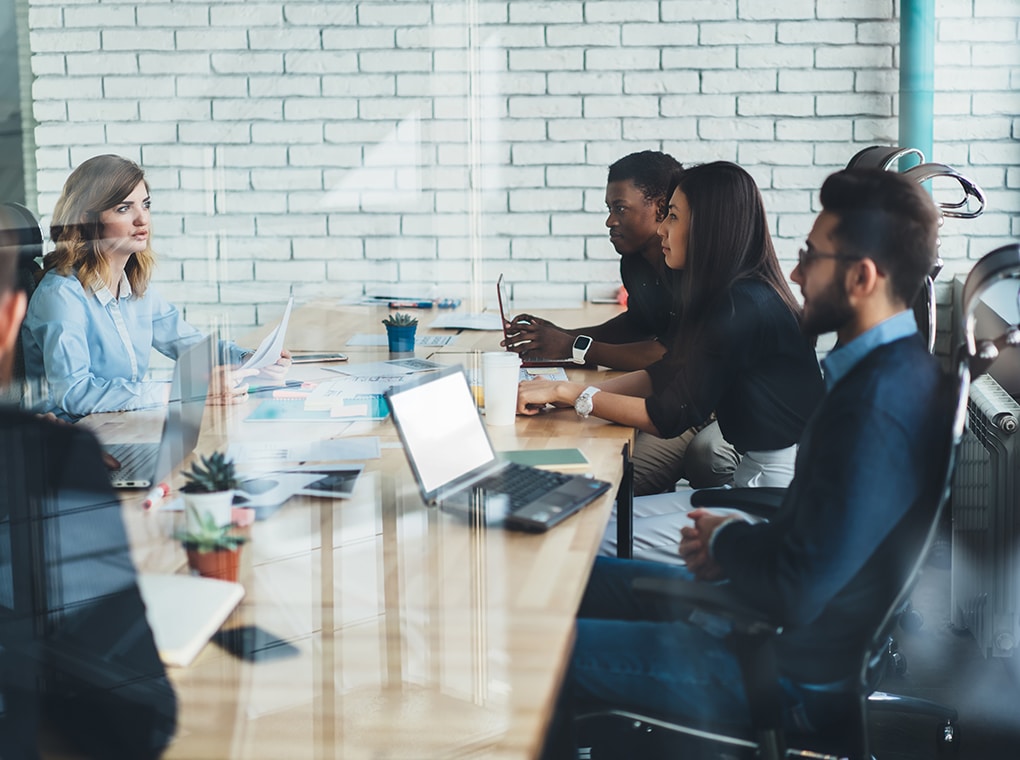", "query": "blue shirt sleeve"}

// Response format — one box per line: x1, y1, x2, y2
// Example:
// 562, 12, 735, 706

21, 274, 250, 420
